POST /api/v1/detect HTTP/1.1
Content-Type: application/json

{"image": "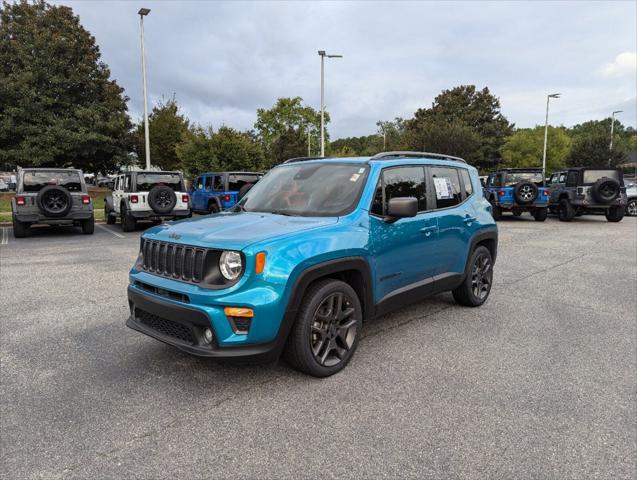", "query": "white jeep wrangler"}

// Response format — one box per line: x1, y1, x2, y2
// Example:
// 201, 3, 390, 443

105, 171, 191, 231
